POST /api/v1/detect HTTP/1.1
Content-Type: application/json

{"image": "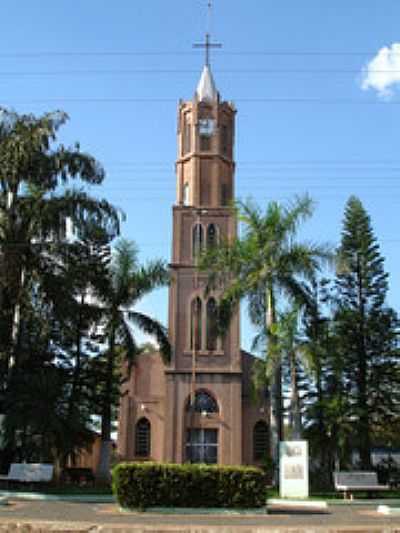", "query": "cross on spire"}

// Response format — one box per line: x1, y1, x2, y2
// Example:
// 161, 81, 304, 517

193, 1, 221, 66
